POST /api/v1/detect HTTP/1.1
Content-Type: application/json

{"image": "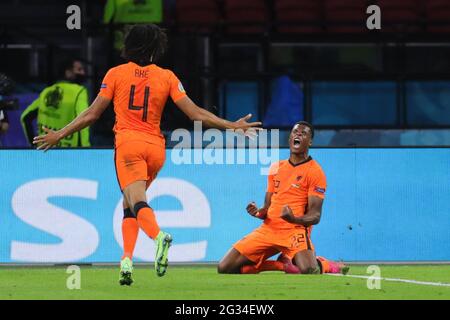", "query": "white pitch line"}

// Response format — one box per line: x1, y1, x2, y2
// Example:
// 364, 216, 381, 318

326, 273, 450, 287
